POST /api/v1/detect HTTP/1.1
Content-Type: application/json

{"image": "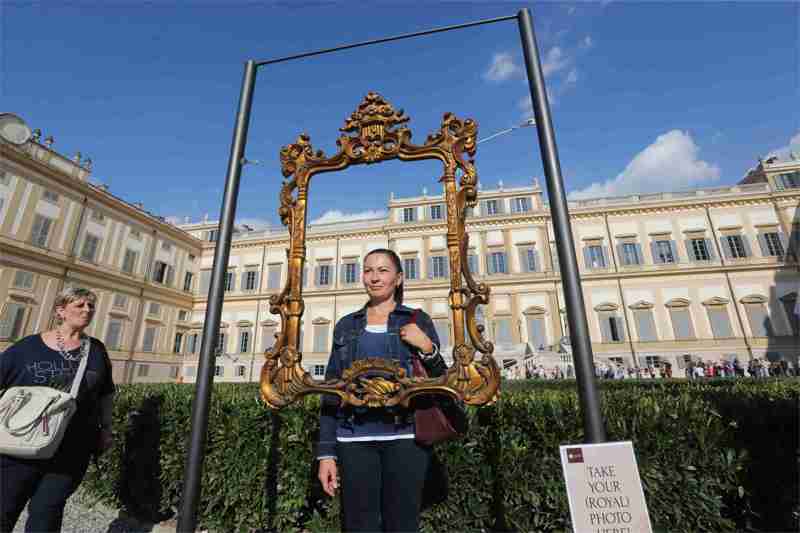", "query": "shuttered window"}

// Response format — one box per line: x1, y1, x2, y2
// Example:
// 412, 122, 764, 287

122, 249, 138, 274
242, 270, 259, 291
223, 270, 234, 292
633, 309, 658, 341
781, 298, 799, 336
142, 326, 157, 352
686, 238, 713, 262
341, 261, 360, 284
518, 247, 539, 273
313, 323, 330, 353
494, 318, 512, 346
81, 234, 101, 262
239, 330, 250, 353
487, 251, 507, 274
527, 316, 547, 350
402, 258, 417, 281
652, 240, 676, 264
618, 242, 642, 266
669, 308, 694, 340
12, 270, 34, 290
429, 256, 448, 279
267, 264, 282, 289
0, 303, 26, 339
744, 304, 772, 337
722, 235, 749, 259
199, 270, 211, 295
707, 307, 734, 339
174, 332, 184, 354
30, 215, 53, 248
106, 320, 123, 350
584, 245, 607, 269
598, 311, 625, 342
